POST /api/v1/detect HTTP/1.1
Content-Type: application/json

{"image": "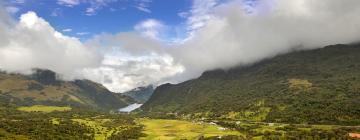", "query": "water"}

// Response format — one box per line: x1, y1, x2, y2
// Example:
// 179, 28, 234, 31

119, 103, 143, 112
